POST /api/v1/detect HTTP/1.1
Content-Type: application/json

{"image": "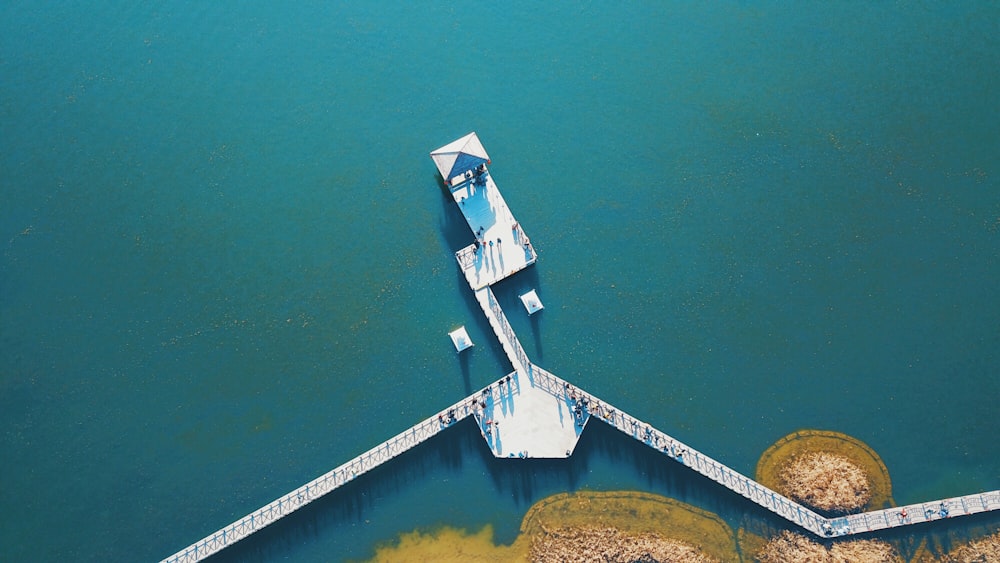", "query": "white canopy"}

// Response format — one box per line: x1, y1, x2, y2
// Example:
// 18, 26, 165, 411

449, 326, 474, 352
430, 132, 490, 182
519, 290, 544, 315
